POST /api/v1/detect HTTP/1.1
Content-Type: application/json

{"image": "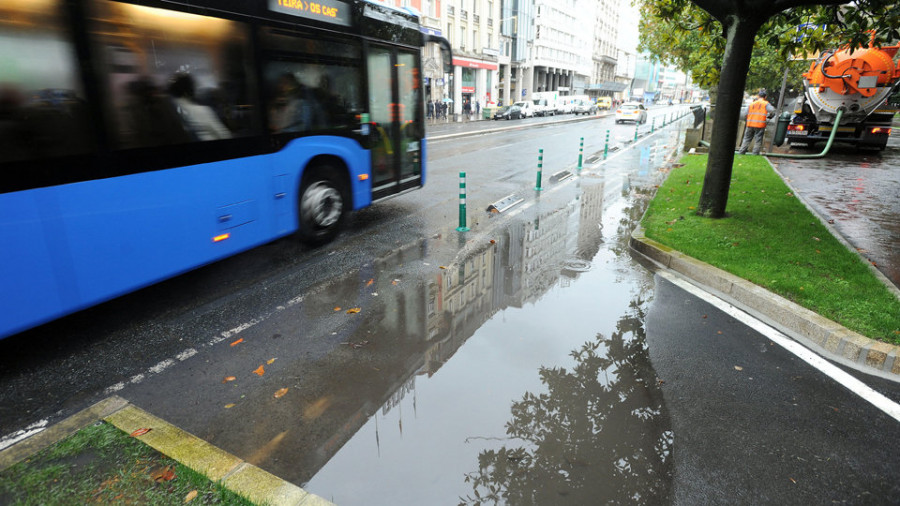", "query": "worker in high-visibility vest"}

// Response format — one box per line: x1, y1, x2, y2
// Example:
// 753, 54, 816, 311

739, 90, 775, 155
